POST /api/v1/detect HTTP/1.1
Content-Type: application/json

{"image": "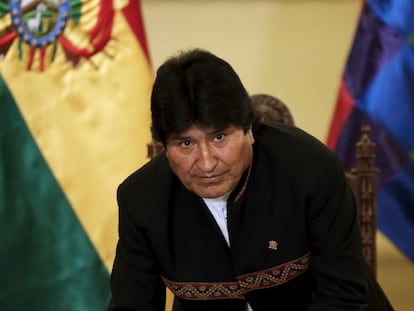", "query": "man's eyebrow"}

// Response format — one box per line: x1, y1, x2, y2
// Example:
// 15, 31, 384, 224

206, 127, 227, 135
168, 127, 228, 141
168, 132, 194, 141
